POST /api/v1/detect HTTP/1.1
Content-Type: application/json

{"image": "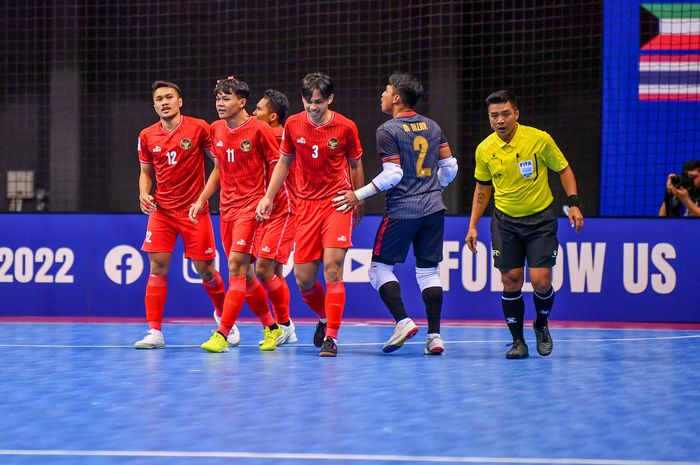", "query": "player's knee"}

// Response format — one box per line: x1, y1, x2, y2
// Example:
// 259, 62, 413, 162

415, 265, 441, 291
255, 259, 275, 281
368, 261, 398, 291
